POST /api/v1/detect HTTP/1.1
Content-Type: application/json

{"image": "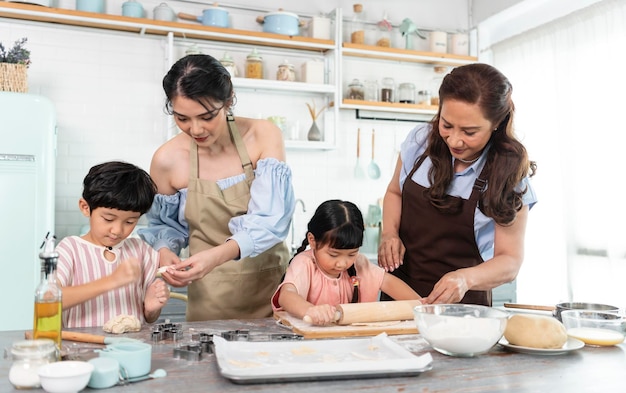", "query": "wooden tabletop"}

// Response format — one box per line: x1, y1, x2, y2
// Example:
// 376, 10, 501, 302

1, 318, 625, 392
